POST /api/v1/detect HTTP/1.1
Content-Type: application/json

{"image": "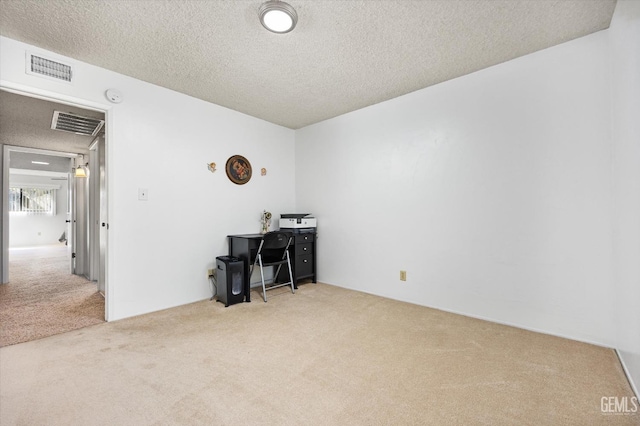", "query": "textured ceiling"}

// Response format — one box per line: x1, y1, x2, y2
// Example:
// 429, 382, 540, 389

0, 90, 103, 161
10, 151, 72, 174
0, 0, 616, 129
